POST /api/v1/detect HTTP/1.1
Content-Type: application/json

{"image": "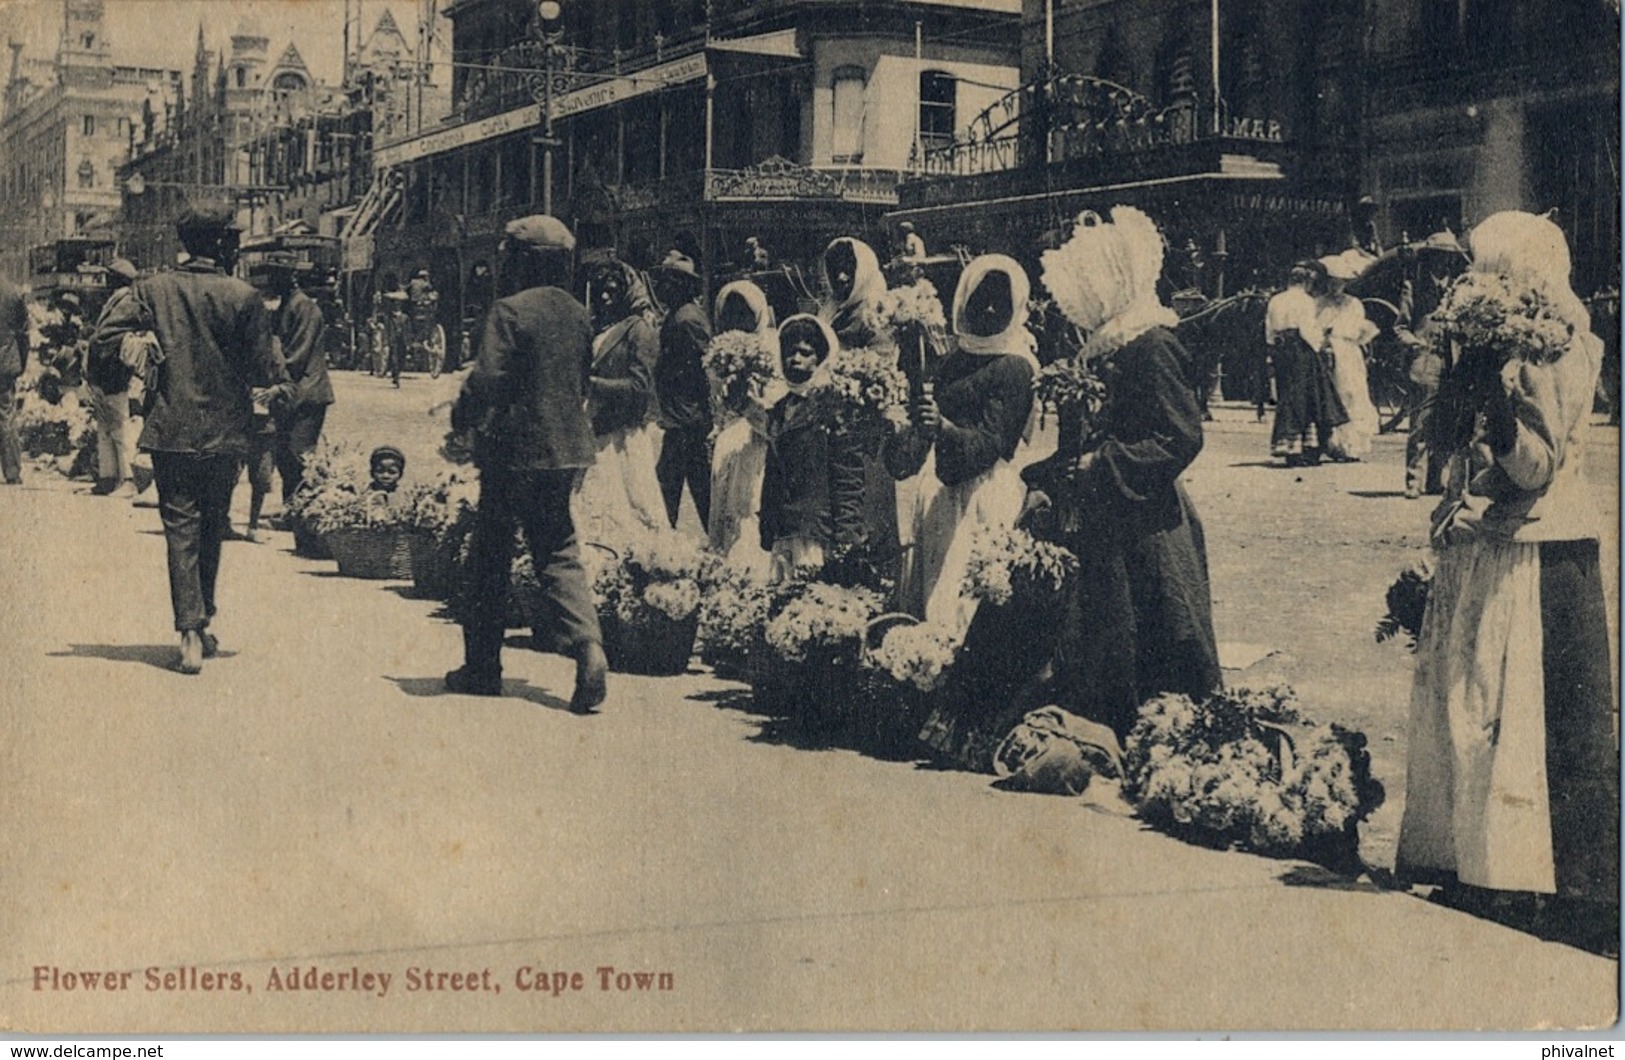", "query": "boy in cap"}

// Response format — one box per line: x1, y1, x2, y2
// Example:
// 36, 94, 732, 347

93, 205, 292, 674
447, 214, 608, 711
